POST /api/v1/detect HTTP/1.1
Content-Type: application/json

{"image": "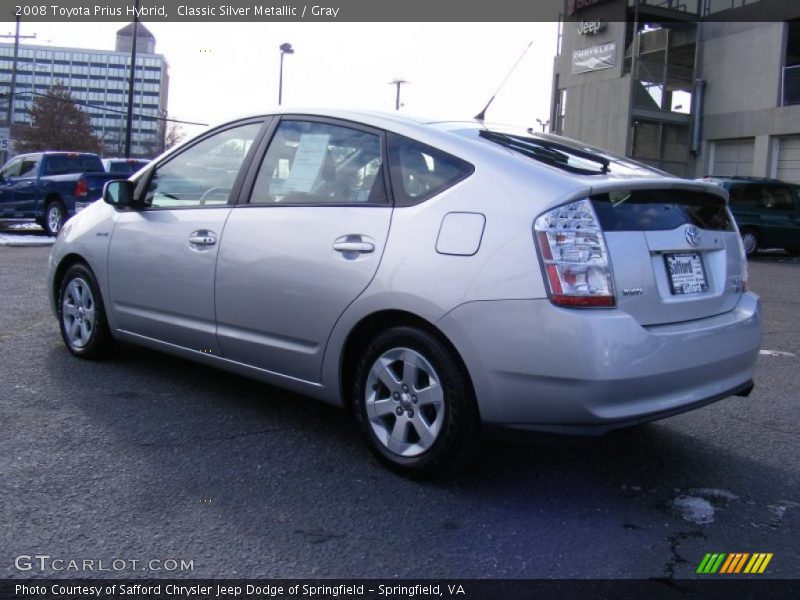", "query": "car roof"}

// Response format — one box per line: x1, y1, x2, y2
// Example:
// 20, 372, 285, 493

204, 108, 716, 195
